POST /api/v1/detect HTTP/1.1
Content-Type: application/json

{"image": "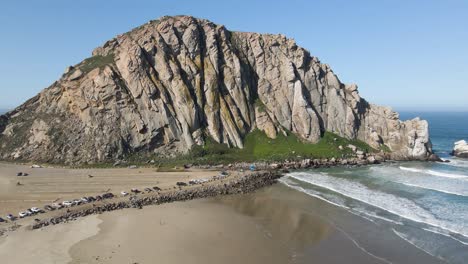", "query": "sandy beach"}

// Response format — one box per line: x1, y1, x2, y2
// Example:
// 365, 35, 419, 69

0, 162, 445, 264
0, 162, 221, 217
0, 215, 101, 264
1, 181, 444, 264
